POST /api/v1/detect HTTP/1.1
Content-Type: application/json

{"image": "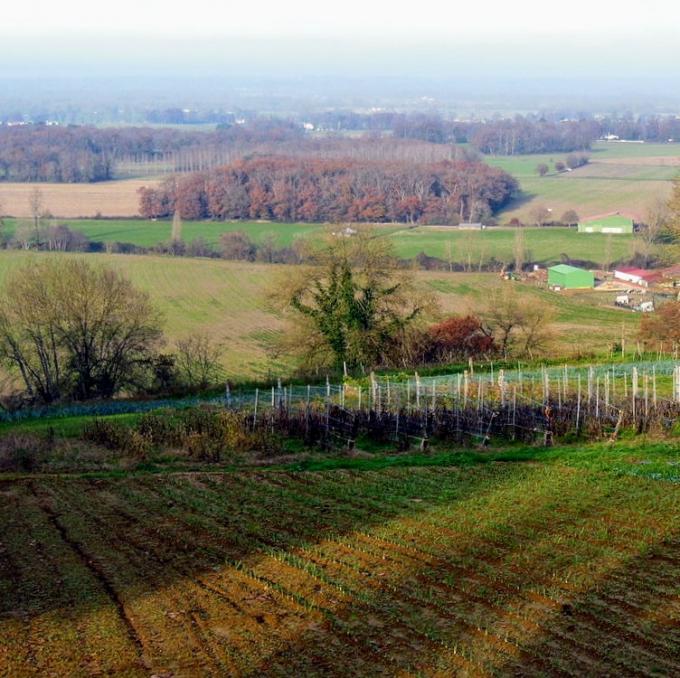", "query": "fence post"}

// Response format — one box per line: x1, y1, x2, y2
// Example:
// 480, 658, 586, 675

253, 388, 259, 431
576, 374, 581, 433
